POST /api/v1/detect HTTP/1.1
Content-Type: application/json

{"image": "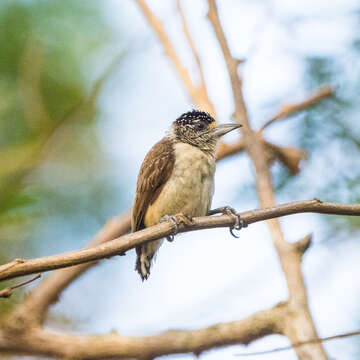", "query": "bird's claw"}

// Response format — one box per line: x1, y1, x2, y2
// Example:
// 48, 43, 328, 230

208, 206, 247, 238
223, 206, 246, 238
160, 214, 193, 242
